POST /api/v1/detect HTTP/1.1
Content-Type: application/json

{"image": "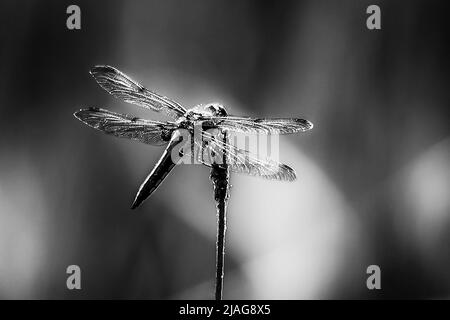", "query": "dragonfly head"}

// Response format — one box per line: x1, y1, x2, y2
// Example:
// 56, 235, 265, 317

187, 103, 228, 119
205, 103, 228, 117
